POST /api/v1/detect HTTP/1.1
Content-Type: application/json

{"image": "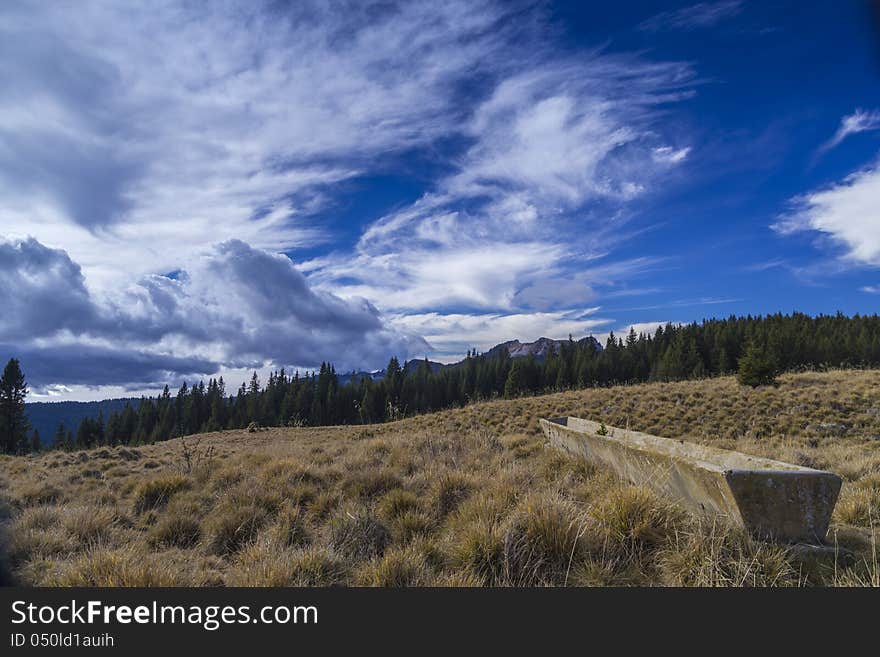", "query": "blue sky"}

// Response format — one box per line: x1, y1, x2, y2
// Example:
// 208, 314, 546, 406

1, 0, 879, 400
